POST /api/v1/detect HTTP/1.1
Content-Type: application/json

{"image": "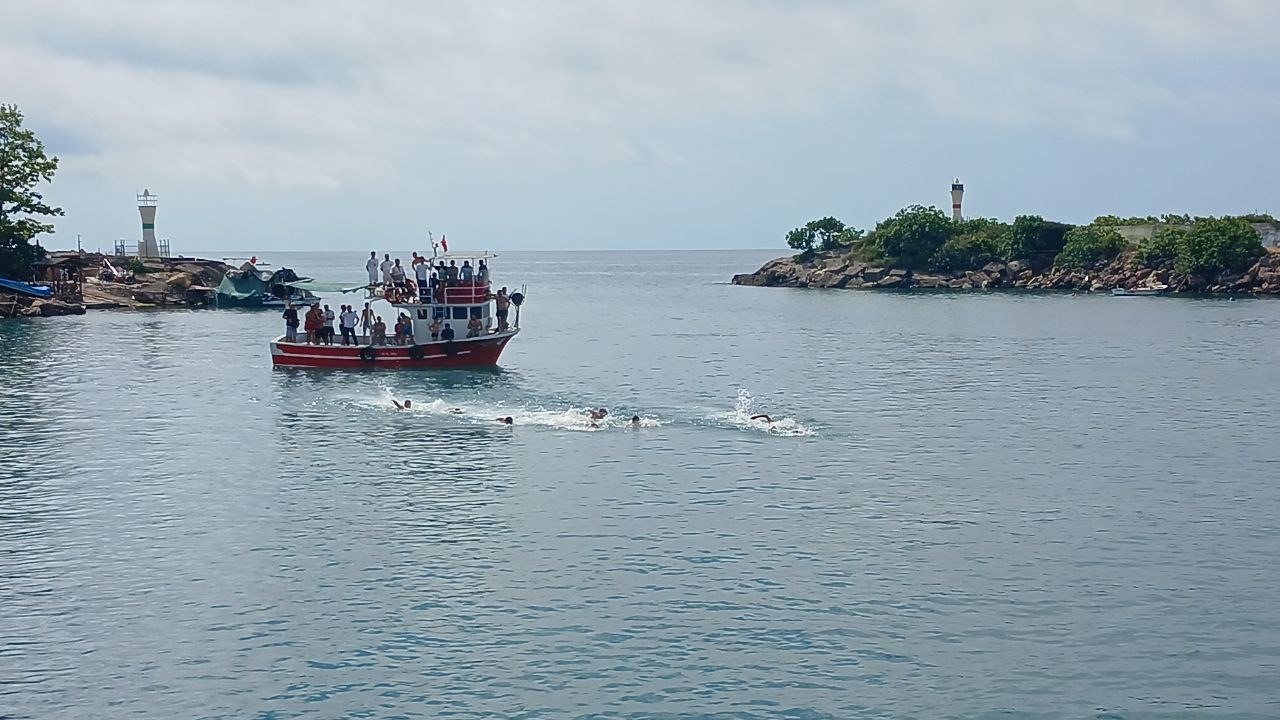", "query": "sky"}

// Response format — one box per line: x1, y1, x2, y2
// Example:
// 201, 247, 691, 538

3, 0, 1278, 252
